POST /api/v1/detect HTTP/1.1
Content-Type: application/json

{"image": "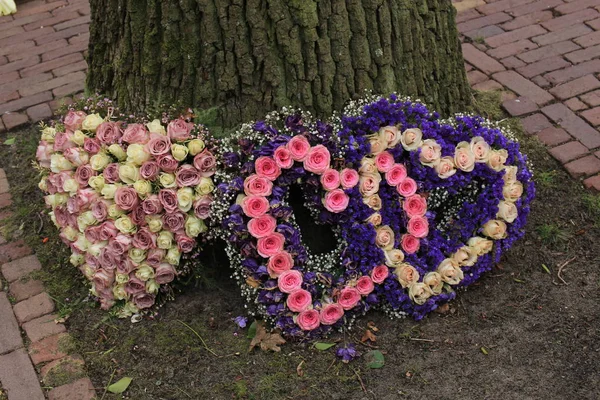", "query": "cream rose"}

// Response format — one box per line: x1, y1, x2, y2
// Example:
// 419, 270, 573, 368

454, 141, 476, 172
115, 215, 137, 234
482, 219, 507, 240
384, 249, 405, 268
436, 258, 464, 285
108, 144, 127, 161
146, 119, 166, 135
487, 149, 508, 171
81, 113, 104, 132
196, 177, 215, 195
157, 231, 174, 249
187, 139, 205, 155
185, 215, 207, 238
409, 283, 433, 305
108, 203, 125, 219
135, 264, 155, 282
453, 246, 477, 267
365, 212, 382, 226
497, 200, 518, 223
50, 154, 74, 172
89, 152, 111, 171
128, 248, 147, 264
375, 225, 395, 250
41, 127, 57, 142
401, 128, 423, 151
503, 181, 523, 202
165, 248, 181, 265
171, 144, 189, 161
127, 143, 151, 165
369, 135, 386, 155
363, 194, 382, 211
72, 130, 86, 146
379, 125, 401, 148
468, 236, 494, 255
394, 263, 419, 288
133, 180, 153, 198
88, 175, 105, 191
423, 271, 444, 295
118, 163, 140, 184
503, 166, 518, 184
146, 215, 163, 232
470, 136, 491, 163
359, 157, 377, 176
177, 187, 194, 212
419, 139, 442, 166
159, 173, 177, 188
